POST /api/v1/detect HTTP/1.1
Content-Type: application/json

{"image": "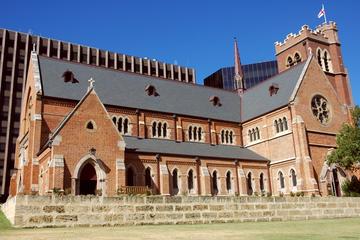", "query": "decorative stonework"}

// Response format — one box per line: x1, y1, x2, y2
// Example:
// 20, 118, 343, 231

31, 114, 42, 121
160, 164, 168, 175
116, 159, 125, 170
201, 167, 209, 176
311, 95, 330, 125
